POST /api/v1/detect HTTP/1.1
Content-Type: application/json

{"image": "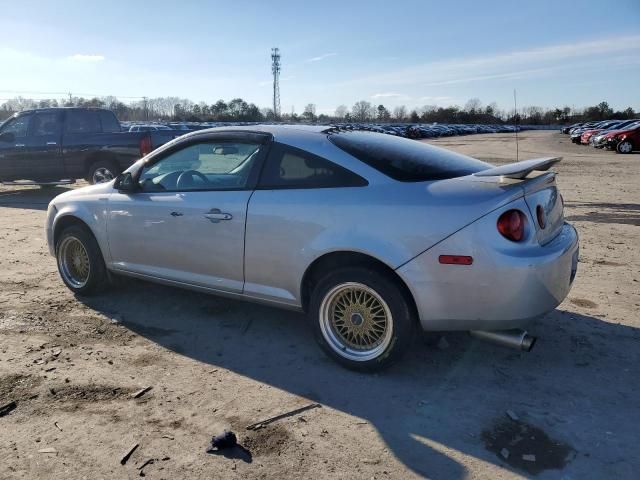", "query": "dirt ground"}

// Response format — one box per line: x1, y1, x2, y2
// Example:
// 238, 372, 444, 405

0, 131, 638, 479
